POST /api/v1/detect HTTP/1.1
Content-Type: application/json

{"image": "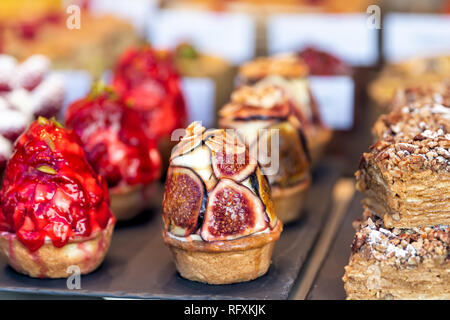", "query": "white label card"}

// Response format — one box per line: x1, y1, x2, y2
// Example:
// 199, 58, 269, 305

383, 13, 450, 62
309, 76, 354, 130
182, 77, 216, 129
148, 9, 255, 64
267, 13, 378, 66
